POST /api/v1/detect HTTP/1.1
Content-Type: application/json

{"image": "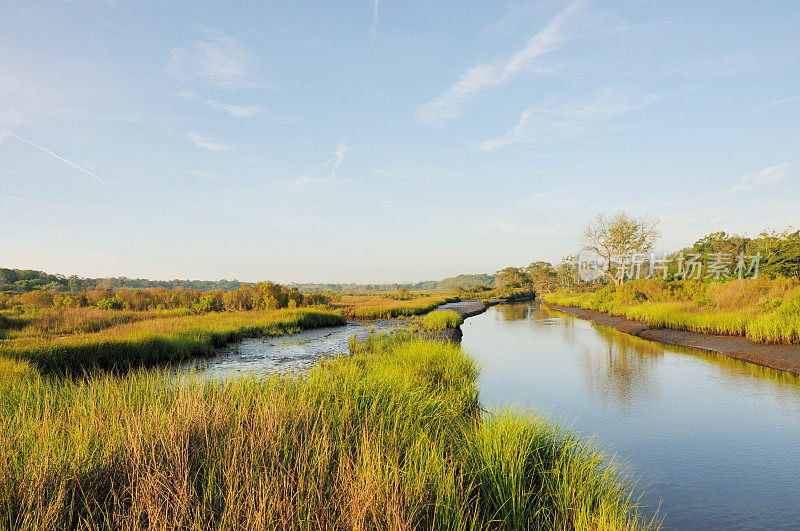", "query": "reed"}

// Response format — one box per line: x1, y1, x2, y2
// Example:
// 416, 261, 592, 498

0, 334, 653, 530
